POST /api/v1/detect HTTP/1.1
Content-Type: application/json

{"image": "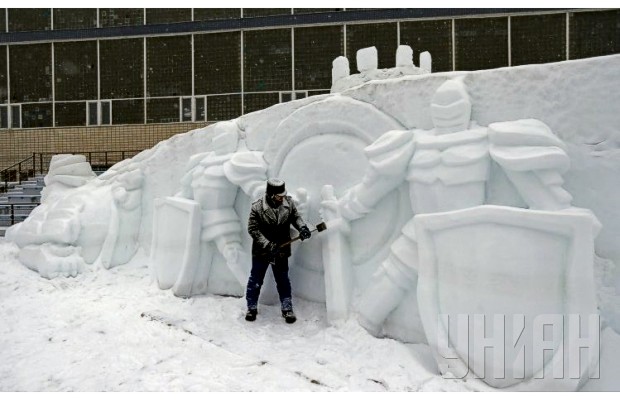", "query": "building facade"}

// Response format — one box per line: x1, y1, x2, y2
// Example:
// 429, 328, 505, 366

0, 8, 618, 169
